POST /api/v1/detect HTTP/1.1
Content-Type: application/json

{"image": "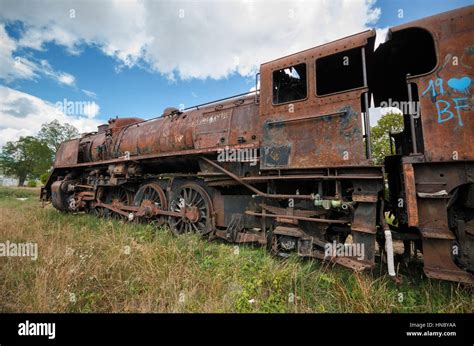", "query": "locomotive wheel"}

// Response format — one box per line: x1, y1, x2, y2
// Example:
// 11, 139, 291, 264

134, 182, 167, 225
87, 205, 104, 218
87, 187, 106, 217
104, 187, 133, 219
168, 183, 214, 236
